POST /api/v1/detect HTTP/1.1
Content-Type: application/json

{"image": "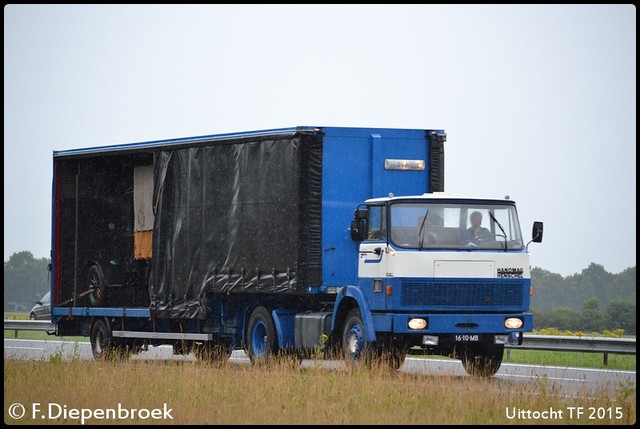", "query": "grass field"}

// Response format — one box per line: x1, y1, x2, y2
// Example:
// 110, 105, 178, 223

4, 312, 636, 424
4, 357, 636, 425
